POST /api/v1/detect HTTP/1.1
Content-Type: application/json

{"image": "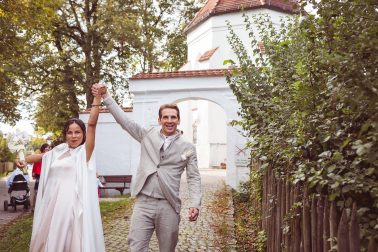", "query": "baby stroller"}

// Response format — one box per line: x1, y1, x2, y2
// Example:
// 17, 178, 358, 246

4, 174, 31, 211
